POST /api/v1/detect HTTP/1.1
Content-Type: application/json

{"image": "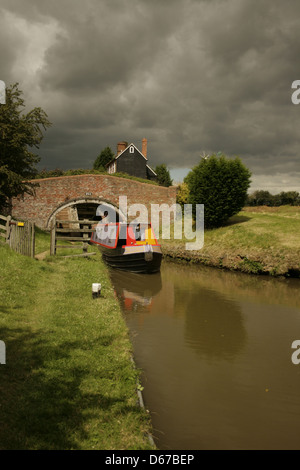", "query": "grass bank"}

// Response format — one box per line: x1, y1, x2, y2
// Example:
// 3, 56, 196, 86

0, 238, 154, 449
161, 206, 300, 277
